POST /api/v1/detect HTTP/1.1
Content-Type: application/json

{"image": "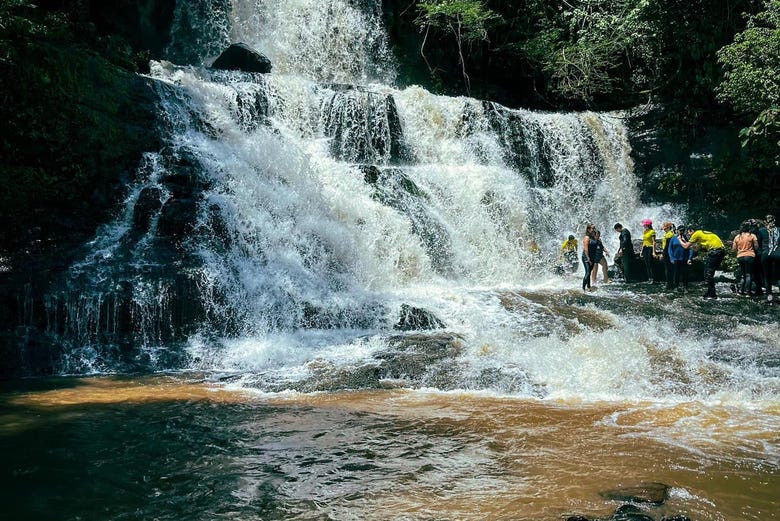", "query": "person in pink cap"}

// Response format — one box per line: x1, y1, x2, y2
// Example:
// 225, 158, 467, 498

641, 219, 656, 283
